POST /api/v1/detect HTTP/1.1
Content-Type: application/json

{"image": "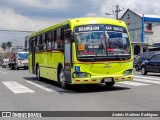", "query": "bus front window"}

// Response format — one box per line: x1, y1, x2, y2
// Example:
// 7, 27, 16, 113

75, 31, 106, 56
74, 24, 131, 61
106, 32, 130, 55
